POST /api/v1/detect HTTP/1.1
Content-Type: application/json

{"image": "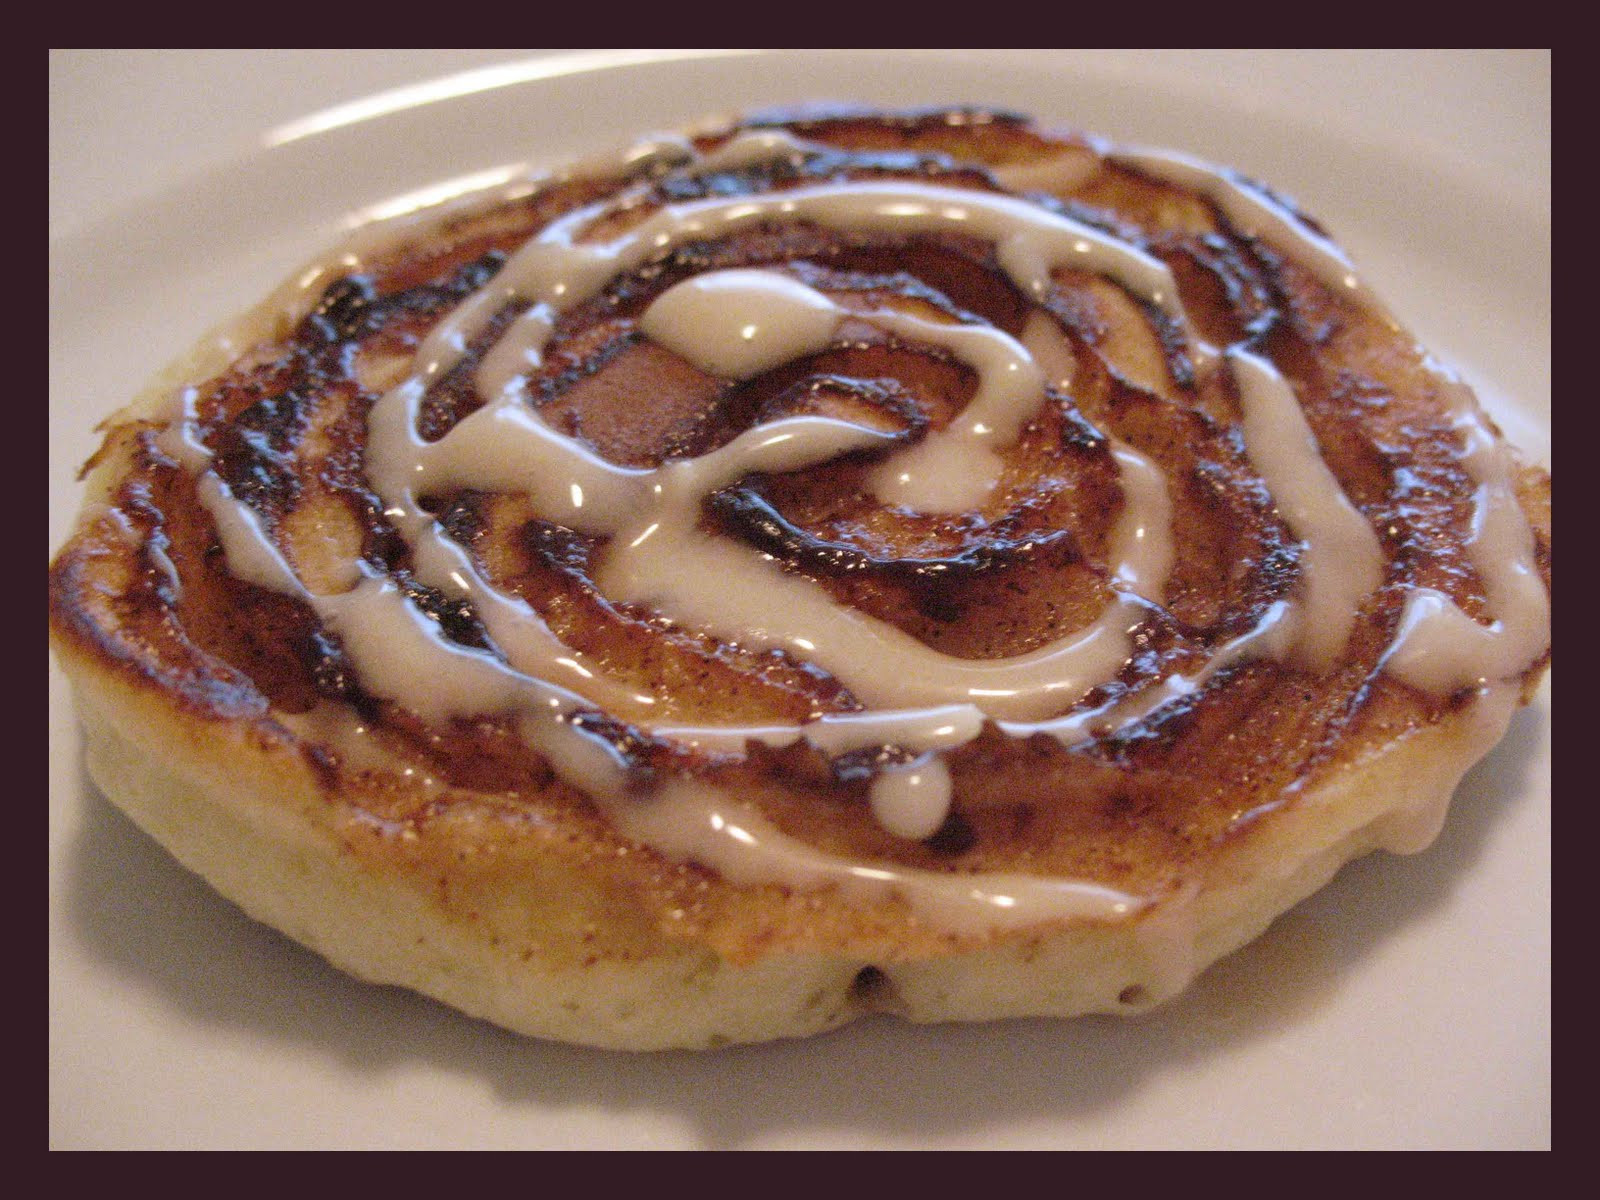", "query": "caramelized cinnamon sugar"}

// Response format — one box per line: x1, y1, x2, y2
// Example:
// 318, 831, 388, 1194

50, 106, 1550, 977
